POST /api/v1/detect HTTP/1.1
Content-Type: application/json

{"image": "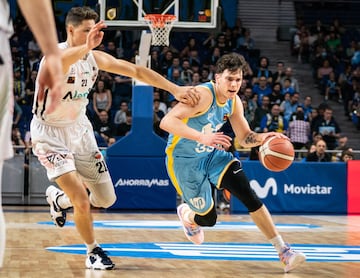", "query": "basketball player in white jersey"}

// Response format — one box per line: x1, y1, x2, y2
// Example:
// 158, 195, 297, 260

30, 7, 199, 270
0, 0, 63, 268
